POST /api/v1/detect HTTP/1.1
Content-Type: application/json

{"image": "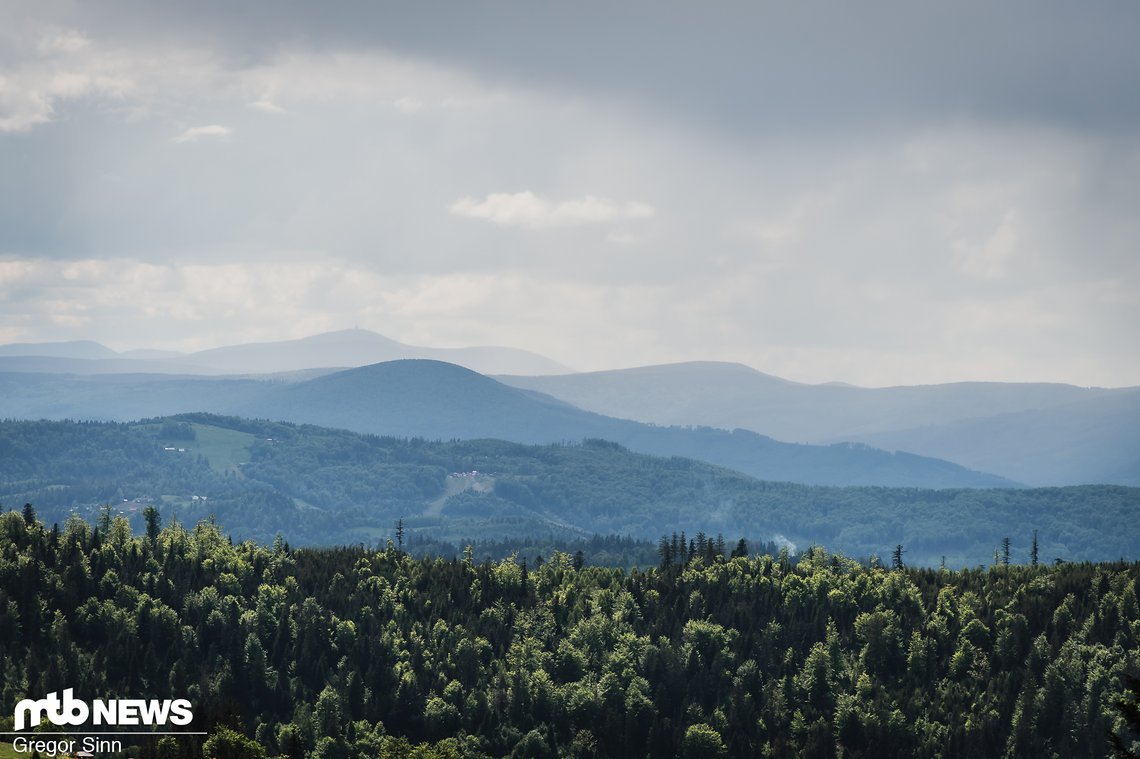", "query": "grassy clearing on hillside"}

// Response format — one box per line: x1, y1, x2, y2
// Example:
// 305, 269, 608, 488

145, 422, 255, 474
188, 423, 256, 473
